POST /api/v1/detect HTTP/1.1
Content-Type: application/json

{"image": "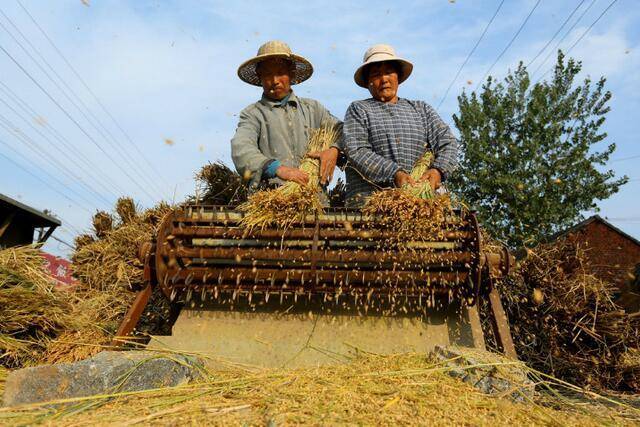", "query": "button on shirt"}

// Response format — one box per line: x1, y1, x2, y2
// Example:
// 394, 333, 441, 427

343, 98, 458, 205
231, 91, 341, 184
